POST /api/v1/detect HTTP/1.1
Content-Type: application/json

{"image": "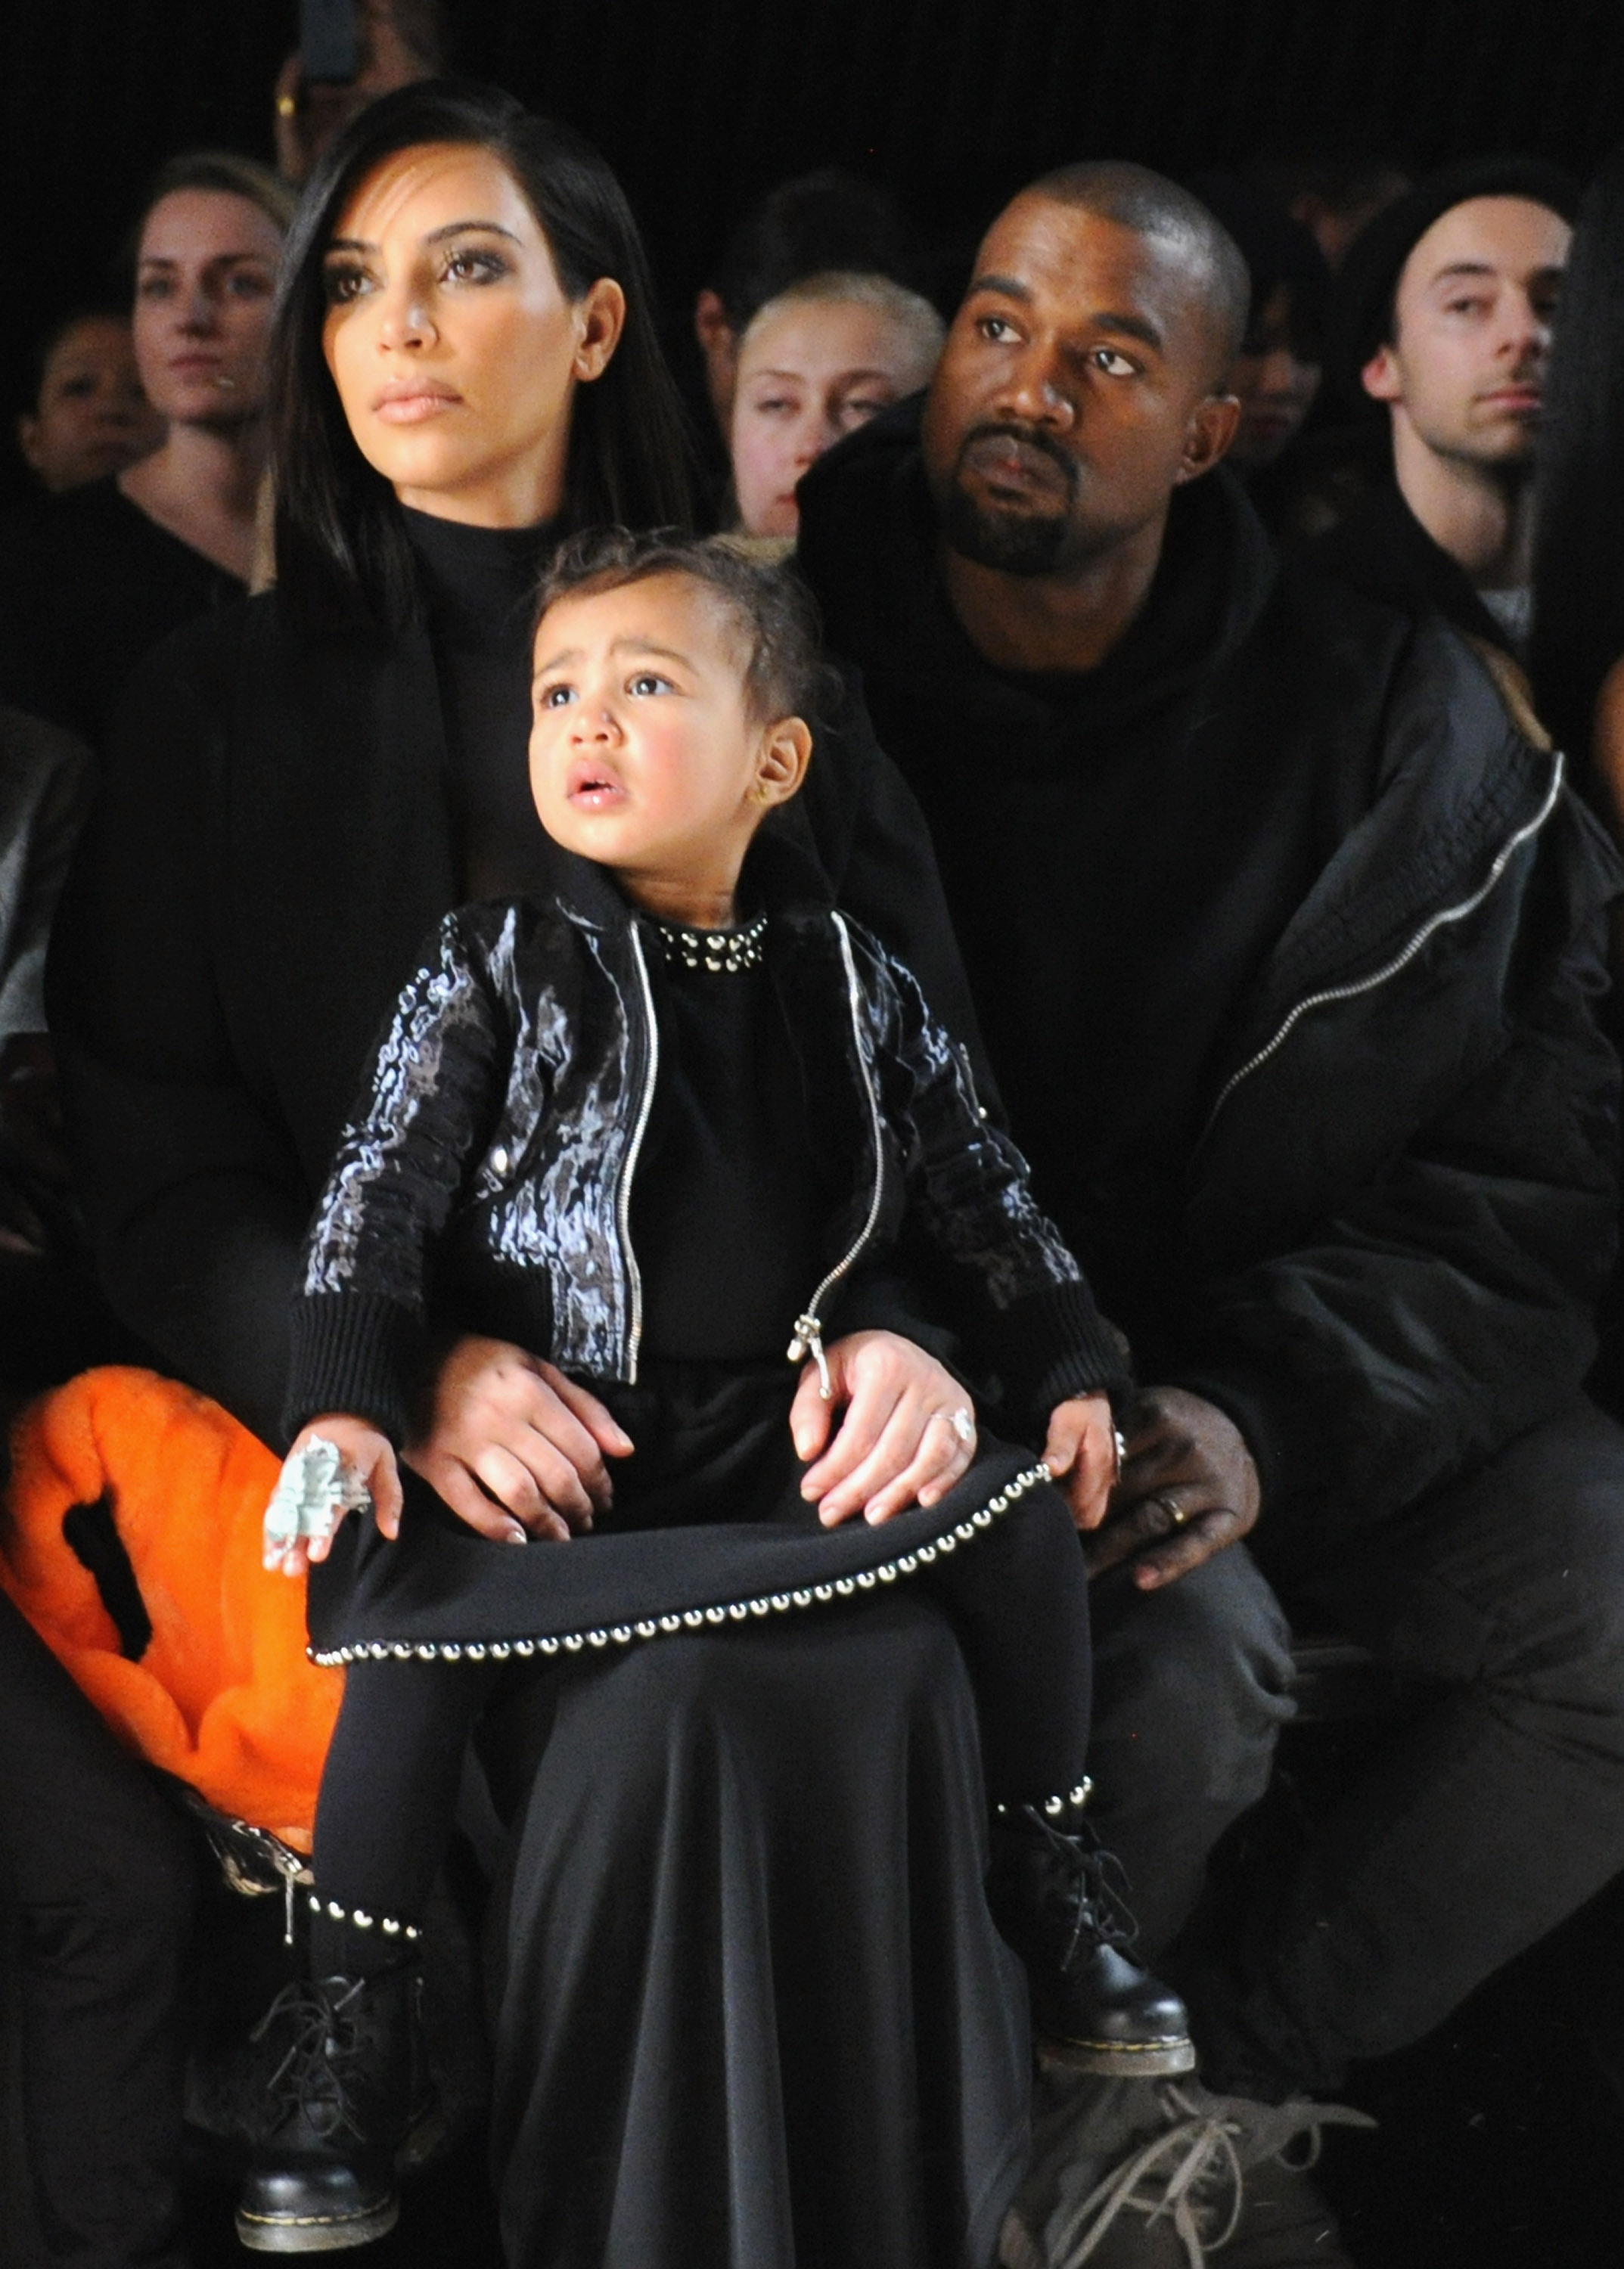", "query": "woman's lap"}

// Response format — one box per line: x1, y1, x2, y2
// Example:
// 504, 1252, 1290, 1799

483, 1591, 1031, 2269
